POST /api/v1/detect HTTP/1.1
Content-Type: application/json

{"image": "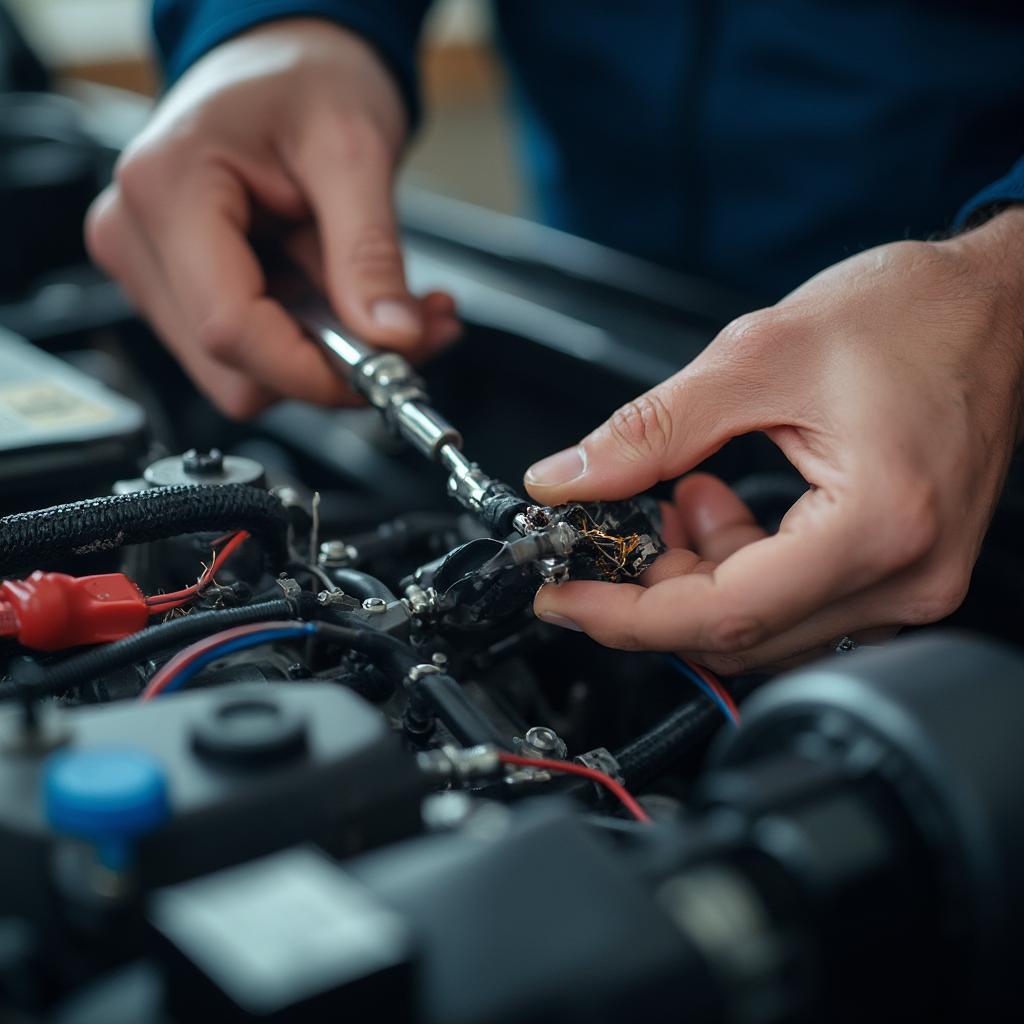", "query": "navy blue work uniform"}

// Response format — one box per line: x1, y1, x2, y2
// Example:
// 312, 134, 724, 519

153, 1, 1024, 301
